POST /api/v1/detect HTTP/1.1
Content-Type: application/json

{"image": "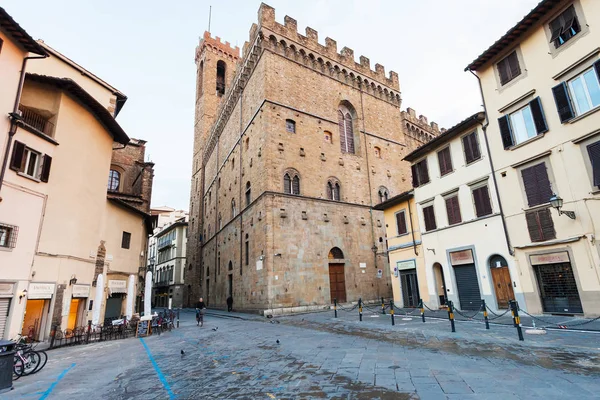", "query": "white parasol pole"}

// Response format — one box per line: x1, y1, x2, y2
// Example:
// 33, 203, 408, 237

144, 271, 152, 317
126, 274, 135, 319
92, 274, 104, 325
